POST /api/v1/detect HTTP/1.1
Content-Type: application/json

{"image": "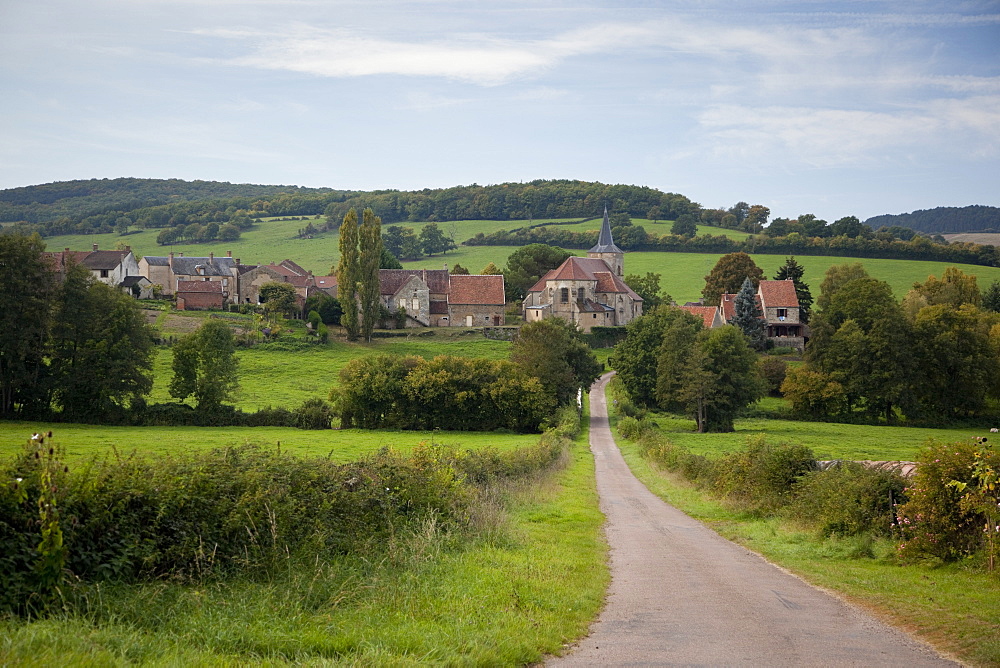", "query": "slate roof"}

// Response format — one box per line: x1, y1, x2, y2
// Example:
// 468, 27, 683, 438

176, 280, 224, 293
758, 279, 799, 309
588, 206, 623, 255
120, 275, 150, 287
168, 256, 238, 277
448, 274, 505, 305
81, 250, 130, 270
142, 256, 170, 266
379, 269, 450, 295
